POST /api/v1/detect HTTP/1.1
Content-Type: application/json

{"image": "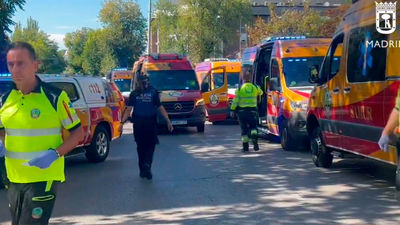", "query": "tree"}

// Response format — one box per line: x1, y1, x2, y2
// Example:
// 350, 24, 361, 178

152, 0, 181, 53
81, 29, 116, 76
0, 0, 25, 45
64, 28, 92, 74
12, 18, 66, 74
154, 0, 252, 63
99, 0, 147, 68
320, 4, 351, 37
